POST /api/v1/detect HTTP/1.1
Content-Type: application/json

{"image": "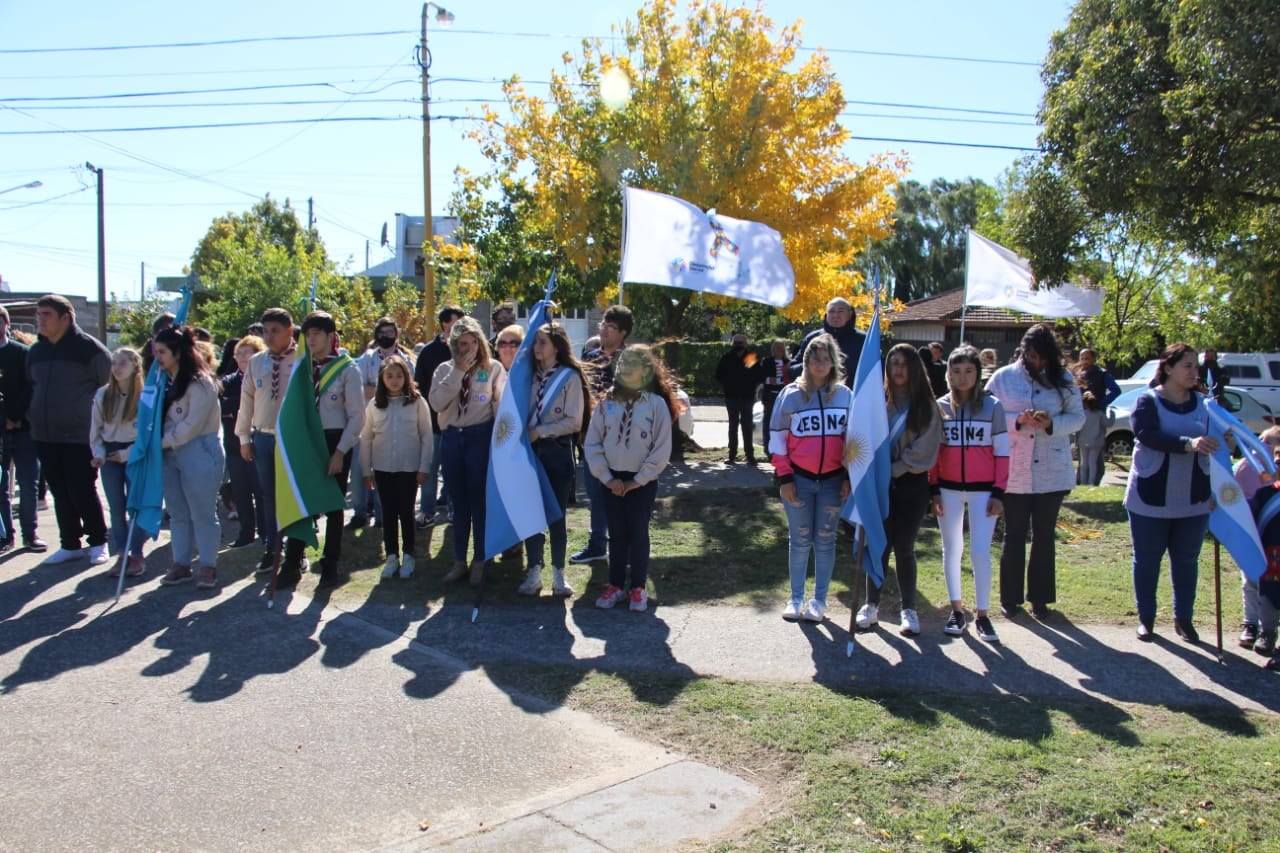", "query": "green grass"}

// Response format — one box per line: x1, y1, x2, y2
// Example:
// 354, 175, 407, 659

483, 665, 1280, 852
214, 481, 1245, 628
